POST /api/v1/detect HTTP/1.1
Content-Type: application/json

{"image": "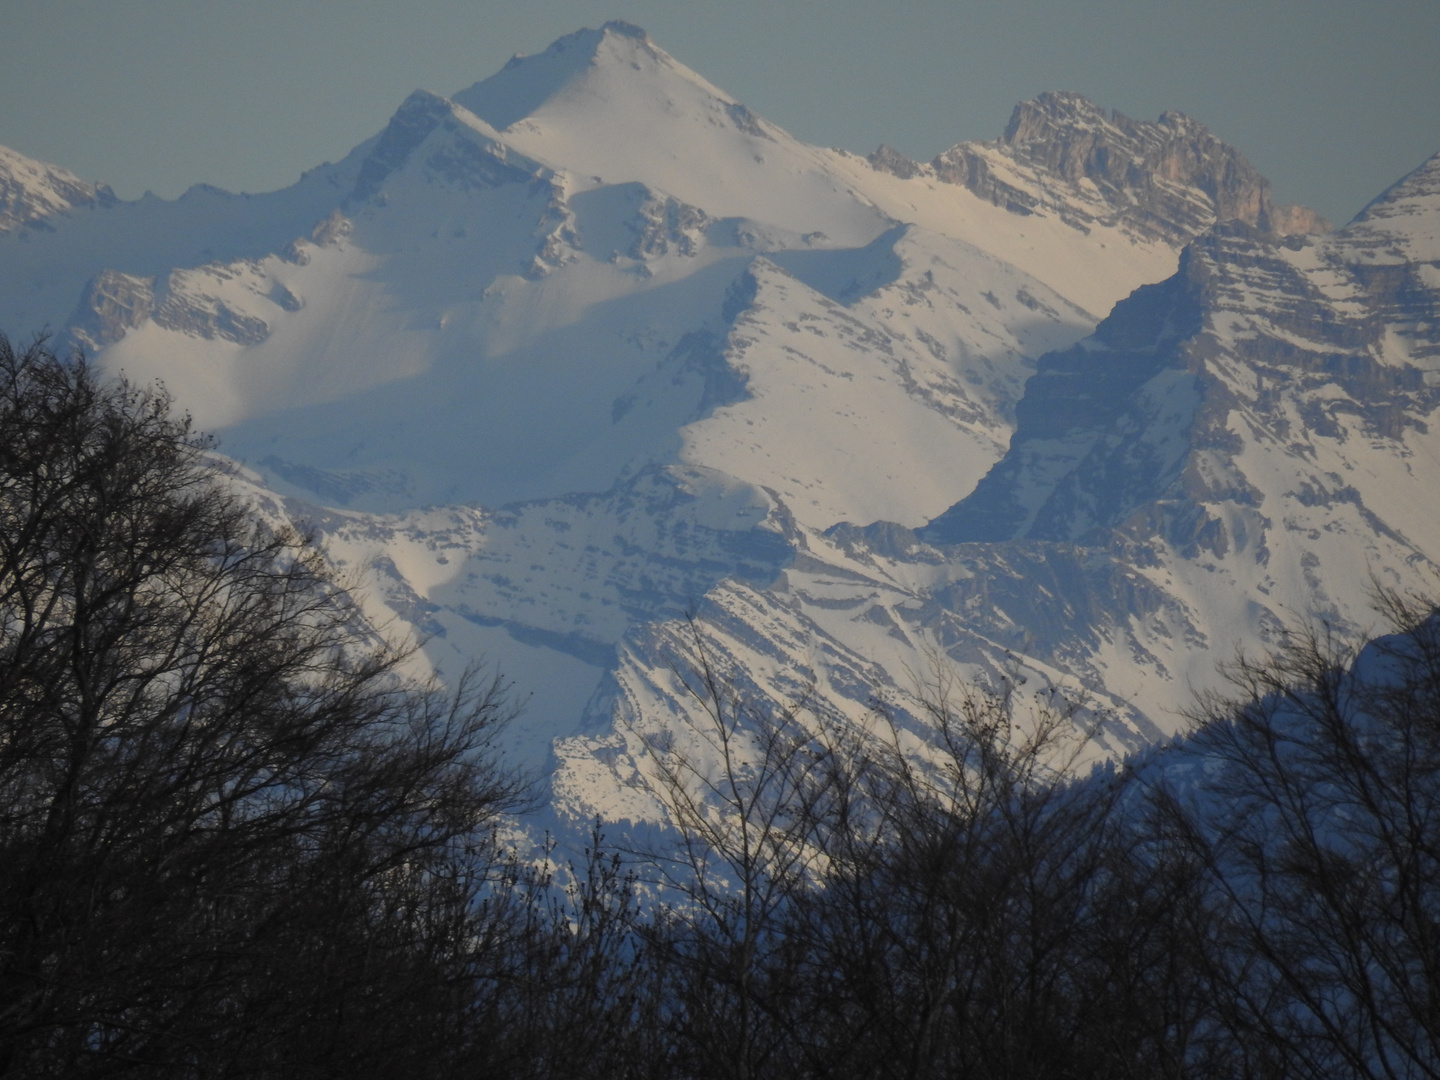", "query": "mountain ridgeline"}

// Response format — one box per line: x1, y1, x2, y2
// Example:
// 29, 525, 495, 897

0, 21, 1436, 834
